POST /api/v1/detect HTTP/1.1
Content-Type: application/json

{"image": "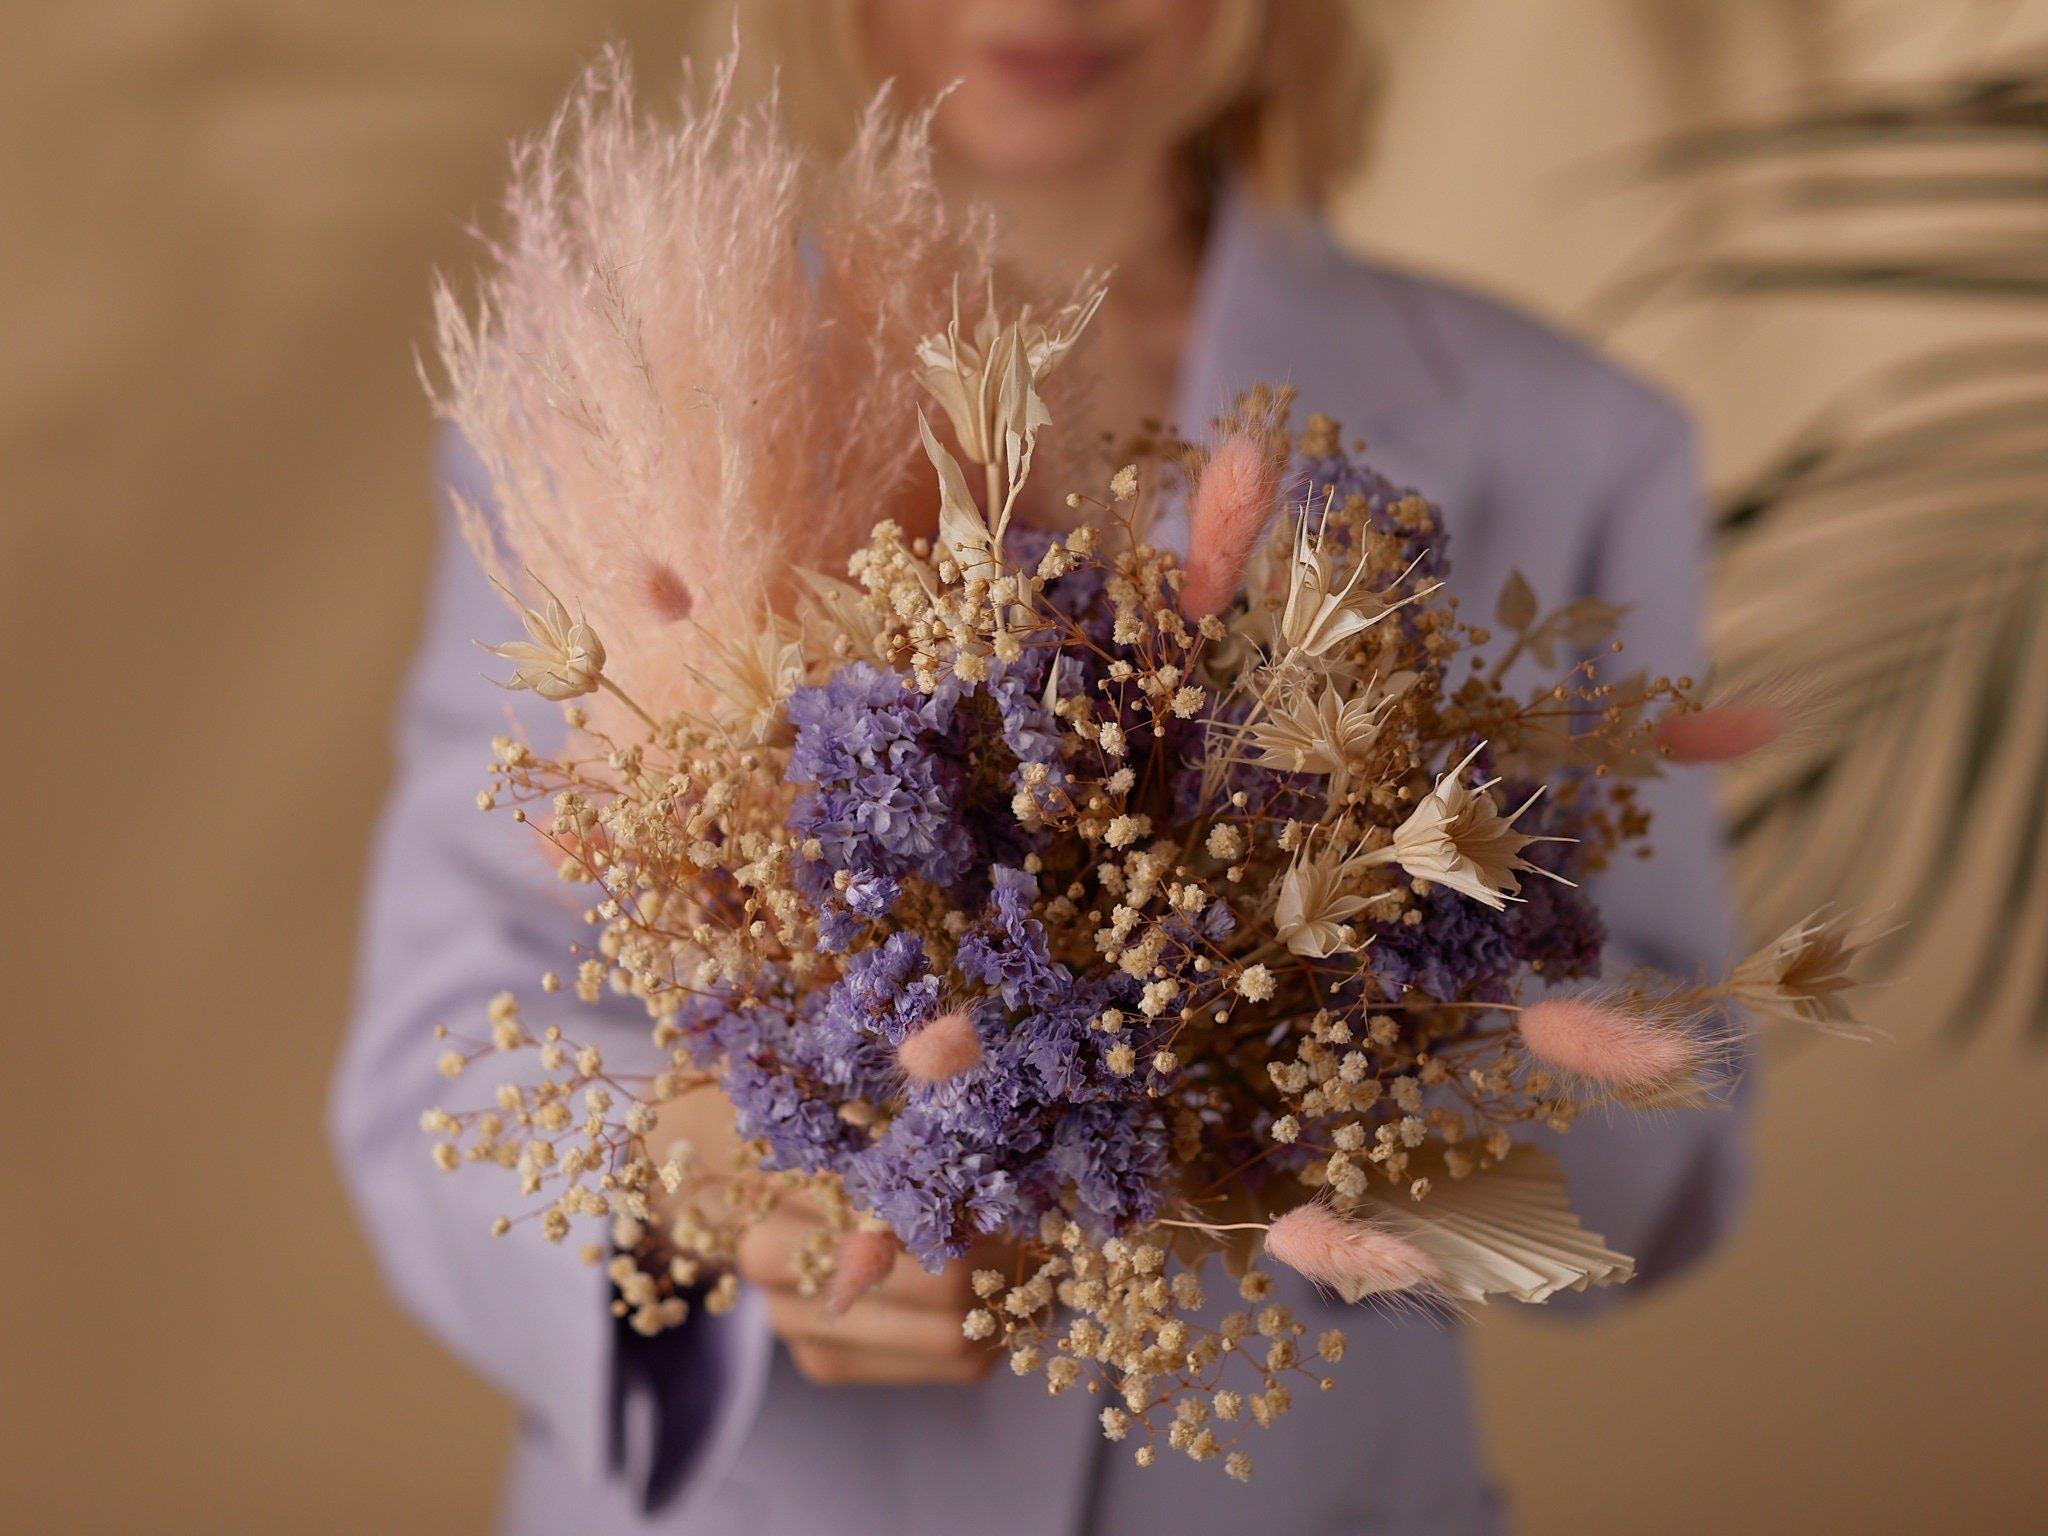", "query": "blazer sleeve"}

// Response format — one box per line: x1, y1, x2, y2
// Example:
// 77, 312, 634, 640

327, 429, 772, 1507
1534, 393, 1758, 1304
